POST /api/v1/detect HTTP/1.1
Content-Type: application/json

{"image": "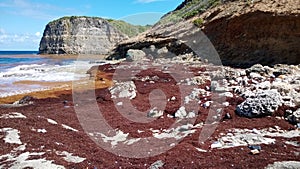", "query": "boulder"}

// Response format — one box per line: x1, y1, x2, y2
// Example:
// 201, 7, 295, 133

126, 49, 146, 61
236, 90, 282, 118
